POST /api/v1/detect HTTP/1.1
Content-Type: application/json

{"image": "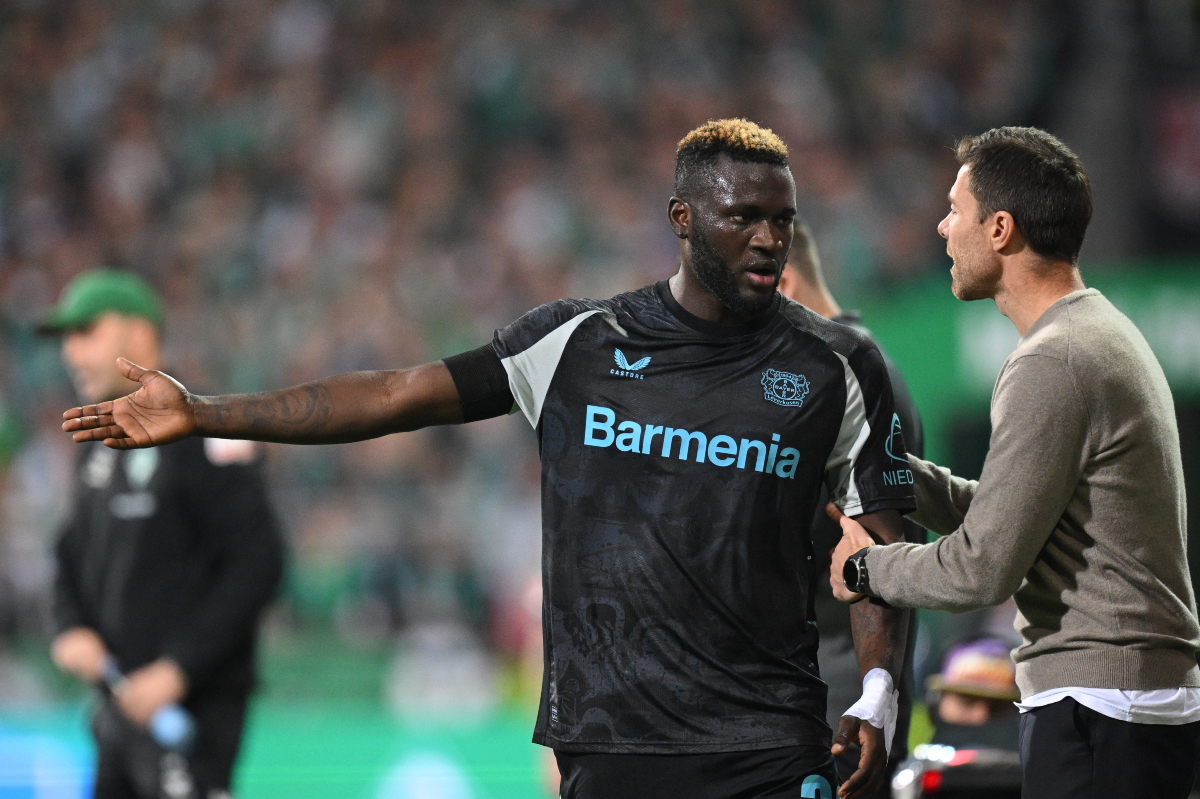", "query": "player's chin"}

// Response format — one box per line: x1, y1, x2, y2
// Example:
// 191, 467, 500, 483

951, 274, 987, 302
738, 275, 779, 305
